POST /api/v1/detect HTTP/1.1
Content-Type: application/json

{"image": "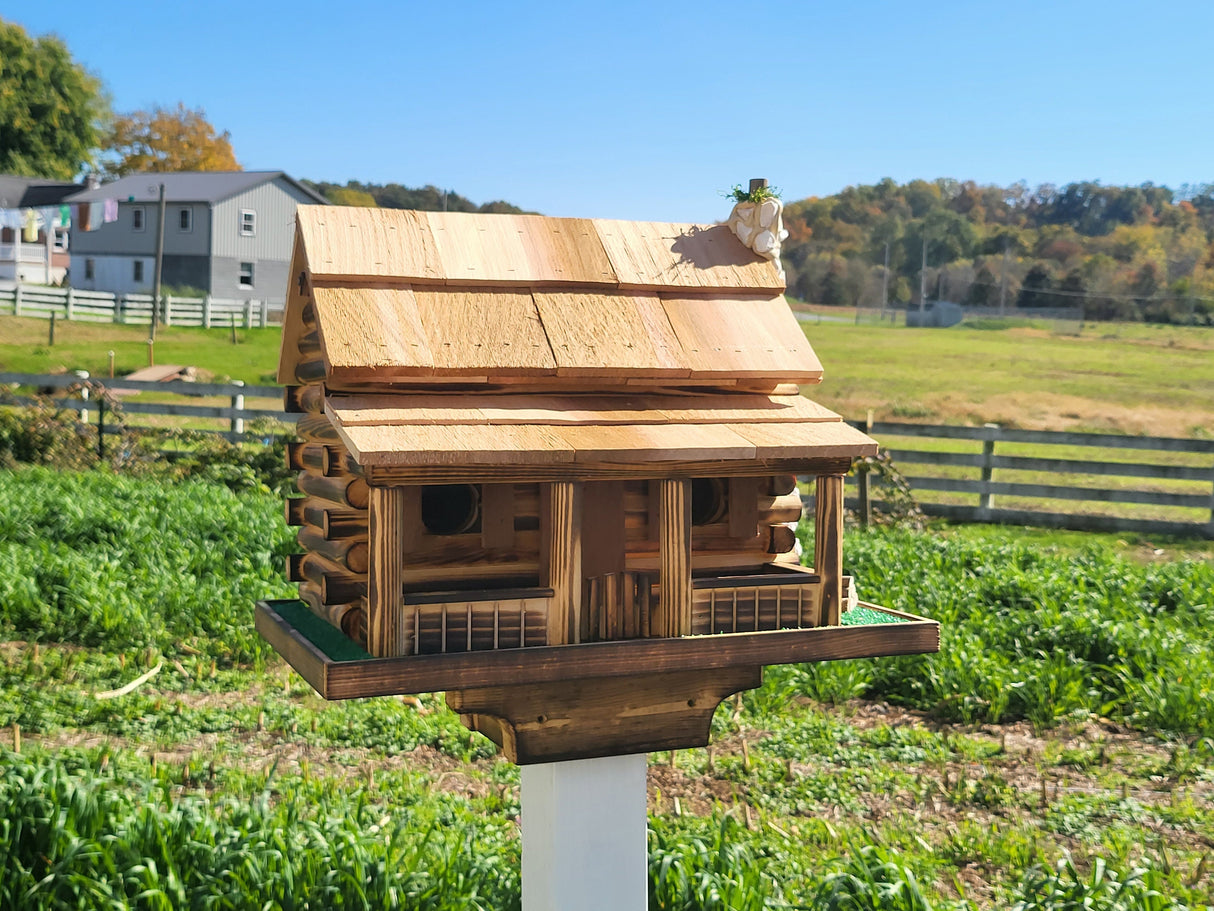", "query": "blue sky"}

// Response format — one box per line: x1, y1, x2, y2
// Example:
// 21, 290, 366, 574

11, 1, 1214, 221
